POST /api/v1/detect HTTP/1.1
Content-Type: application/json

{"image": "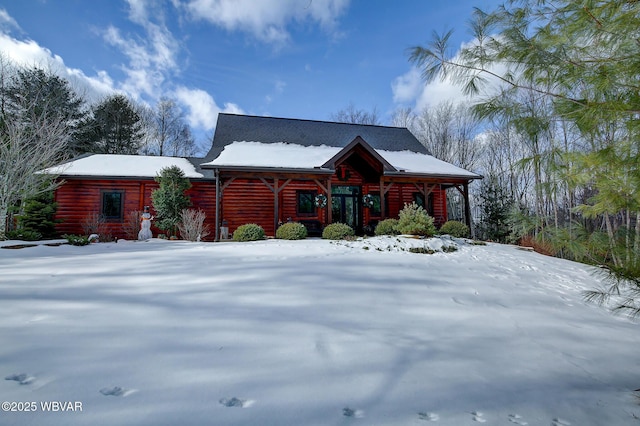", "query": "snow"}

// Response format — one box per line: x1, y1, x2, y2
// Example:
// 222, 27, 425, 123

42, 154, 204, 178
204, 141, 340, 169
203, 141, 480, 177
379, 149, 480, 178
1, 236, 639, 425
